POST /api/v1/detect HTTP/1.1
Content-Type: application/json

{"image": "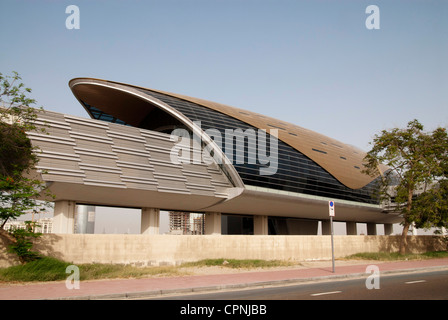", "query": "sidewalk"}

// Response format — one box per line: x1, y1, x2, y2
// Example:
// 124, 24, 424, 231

1, 258, 448, 300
